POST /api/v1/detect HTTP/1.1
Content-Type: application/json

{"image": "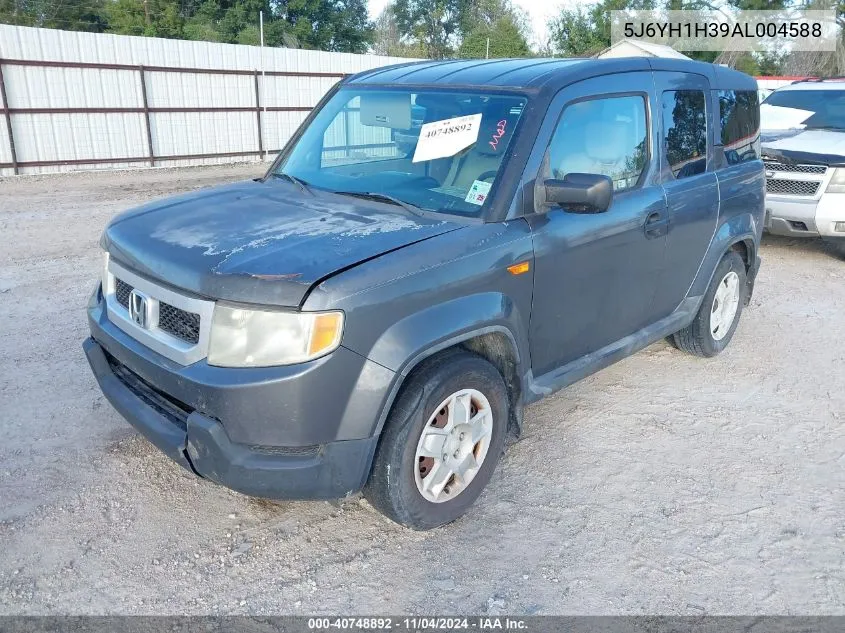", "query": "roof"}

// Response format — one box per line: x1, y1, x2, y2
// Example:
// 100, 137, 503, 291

345, 57, 756, 93
346, 58, 589, 90
597, 40, 691, 60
